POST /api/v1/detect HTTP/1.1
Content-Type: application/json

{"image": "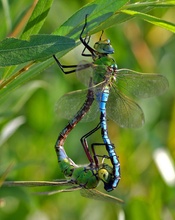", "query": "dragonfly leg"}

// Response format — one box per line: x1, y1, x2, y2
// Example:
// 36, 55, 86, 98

80, 123, 101, 165
79, 14, 96, 58
53, 55, 77, 74
91, 142, 110, 166
81, 35, 93, 57
53, 14, 98, 73
53, 54, 92, 74
99, 30, 104, 41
